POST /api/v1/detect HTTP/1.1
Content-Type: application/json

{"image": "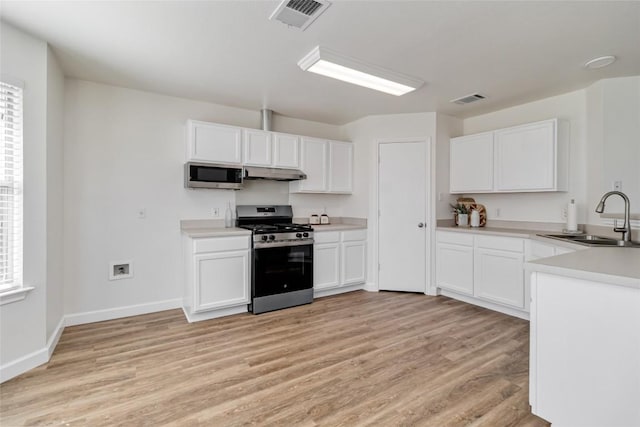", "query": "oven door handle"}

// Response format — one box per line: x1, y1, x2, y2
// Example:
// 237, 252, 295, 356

254, 240, 314, 249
